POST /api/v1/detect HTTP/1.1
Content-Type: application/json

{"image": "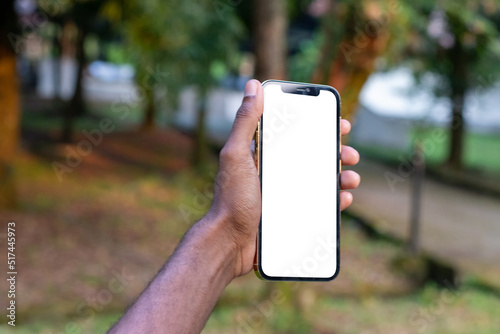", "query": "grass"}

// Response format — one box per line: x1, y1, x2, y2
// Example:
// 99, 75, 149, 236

462, 132, 500, 173
6, 282, 498, 334
414, 126, 500, 174
2, 106, 499, 333
313, 285, 500, 334
20, 97, 146, 141
355, 126, 500, 176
